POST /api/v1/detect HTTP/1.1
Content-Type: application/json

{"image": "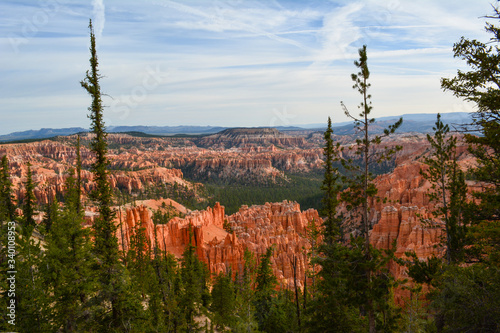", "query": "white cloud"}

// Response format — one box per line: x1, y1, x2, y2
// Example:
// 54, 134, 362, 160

92, 0, 105, 40
0, 0, 497, 133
